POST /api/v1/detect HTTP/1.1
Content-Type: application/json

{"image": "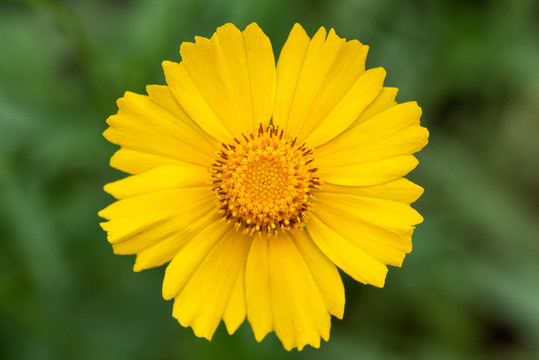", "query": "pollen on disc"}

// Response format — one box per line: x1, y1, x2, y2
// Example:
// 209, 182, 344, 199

210, 124, 320, 236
